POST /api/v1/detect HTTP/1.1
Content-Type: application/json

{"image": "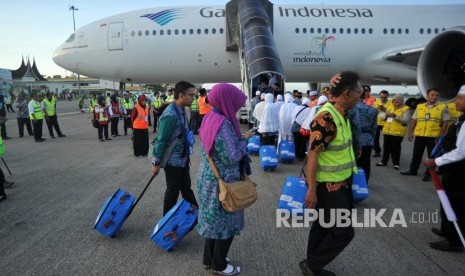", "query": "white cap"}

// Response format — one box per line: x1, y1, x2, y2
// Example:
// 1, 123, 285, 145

458, 85, 465, 96
256, 90, 261, 96
309, 90, 318, 96
260, 93, 266, 100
